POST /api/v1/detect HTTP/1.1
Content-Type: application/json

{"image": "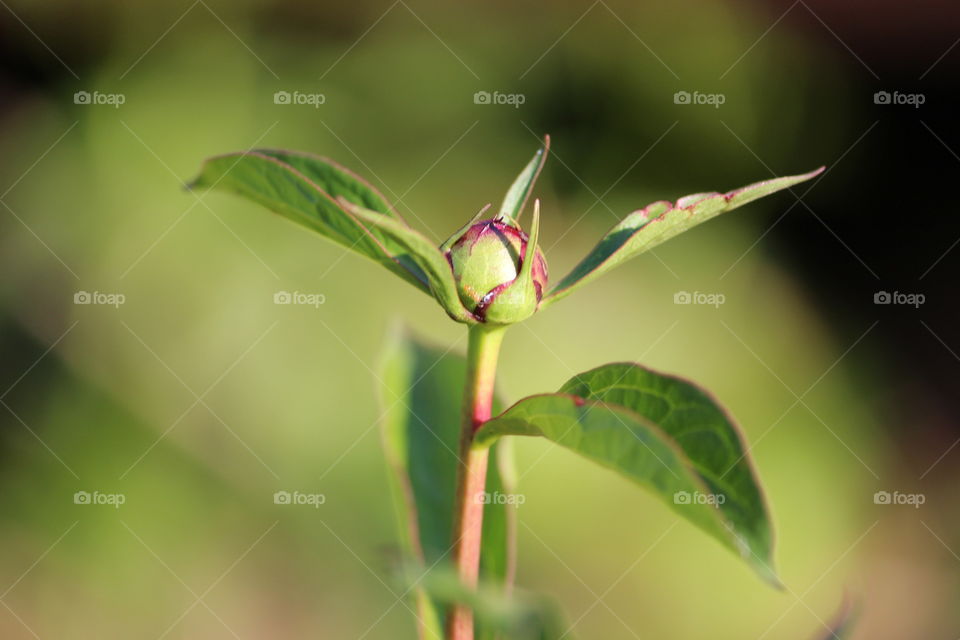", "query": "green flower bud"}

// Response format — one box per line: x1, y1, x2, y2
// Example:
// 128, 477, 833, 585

445, 217, 548, 324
